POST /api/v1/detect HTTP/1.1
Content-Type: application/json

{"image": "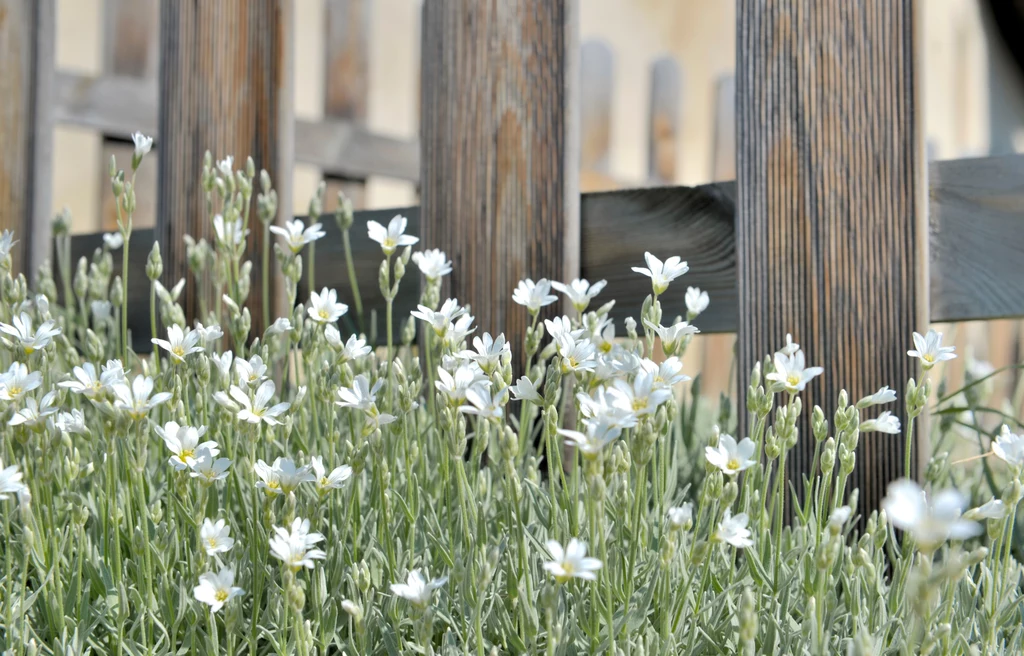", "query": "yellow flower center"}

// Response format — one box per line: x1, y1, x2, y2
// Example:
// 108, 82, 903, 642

383, 237, 396, 249
600, 342, 613, 353
318, 309, 329, 320
214, 589, 229, 603
632, 398, 647, 412
727, 457, 741, 471
8, 386, 21, 397
786, 373, 801, 387
172, 345, 186, 358
923, 353, 935, 363
266, 480, 280, 489
207, 538, 218, 549
24, 346, 35, 355
178, 449, 194, 462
